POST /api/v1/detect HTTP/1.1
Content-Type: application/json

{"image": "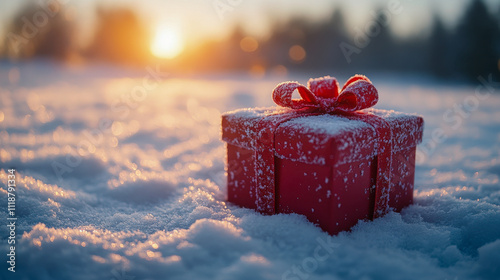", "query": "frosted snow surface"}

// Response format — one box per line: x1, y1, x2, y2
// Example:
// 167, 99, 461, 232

0, 63, 499, 280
